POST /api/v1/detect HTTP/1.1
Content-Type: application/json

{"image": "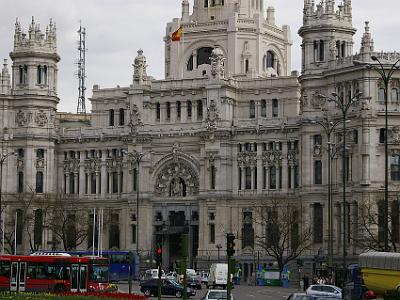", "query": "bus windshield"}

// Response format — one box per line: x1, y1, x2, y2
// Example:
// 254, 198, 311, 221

90, 265, 109, 282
